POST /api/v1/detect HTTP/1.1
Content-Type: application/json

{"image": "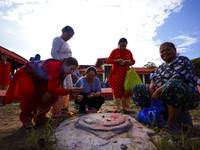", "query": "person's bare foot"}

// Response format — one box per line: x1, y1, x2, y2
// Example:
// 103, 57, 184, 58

22, 120, 33, 129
